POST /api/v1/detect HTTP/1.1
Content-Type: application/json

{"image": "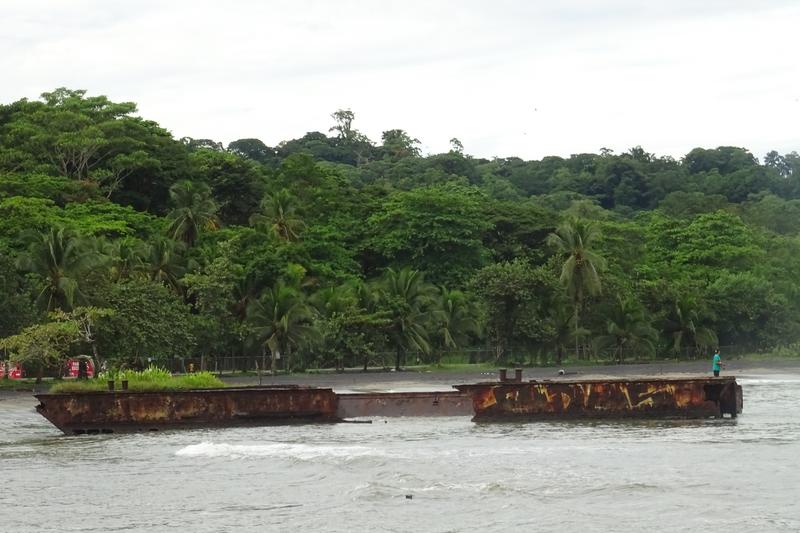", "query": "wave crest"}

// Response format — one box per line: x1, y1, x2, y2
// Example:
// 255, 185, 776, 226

175, 441, 382, 460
